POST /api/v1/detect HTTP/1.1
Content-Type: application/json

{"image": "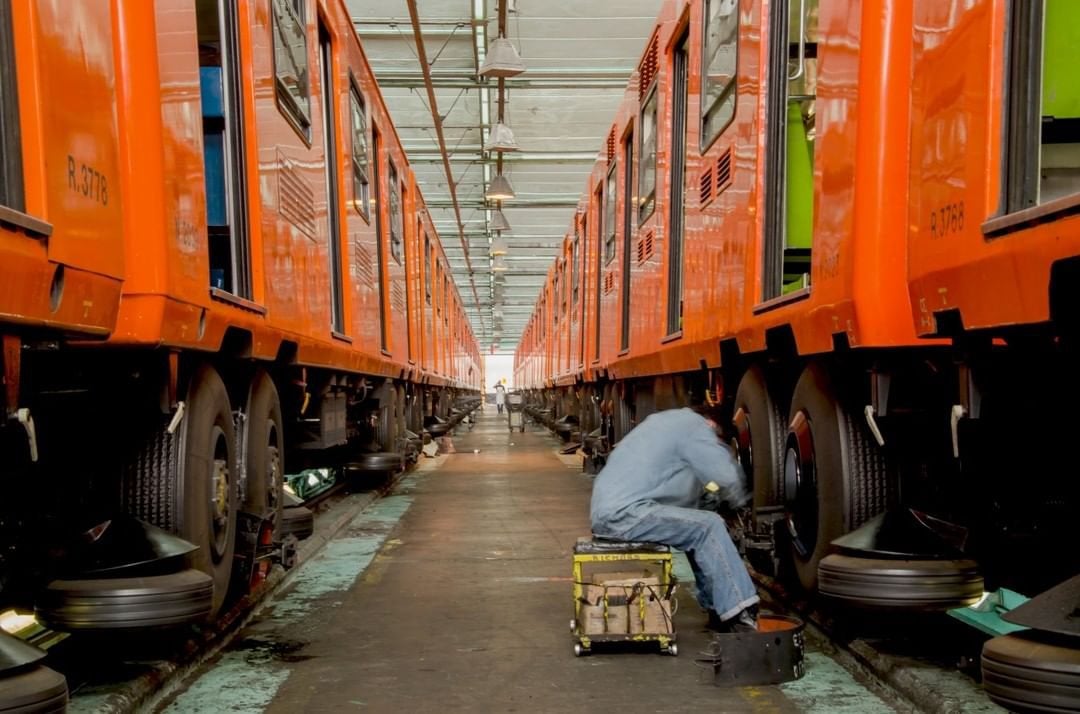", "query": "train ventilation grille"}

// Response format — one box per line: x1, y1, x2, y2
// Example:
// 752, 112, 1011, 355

639, 33, 660, 97
392, 282, 406, 312
636, 231, 655, 265
607, 129, 616, 163
700, 167, 714, 206
604, 271, 615, 295
354, 241, 375, 285
716, 148, 733, 194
